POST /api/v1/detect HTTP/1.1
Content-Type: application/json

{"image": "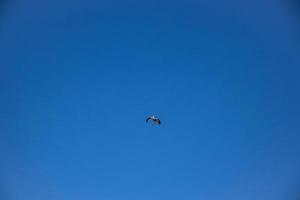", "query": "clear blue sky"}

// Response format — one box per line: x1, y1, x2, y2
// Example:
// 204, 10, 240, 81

1, 0, 300, 200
